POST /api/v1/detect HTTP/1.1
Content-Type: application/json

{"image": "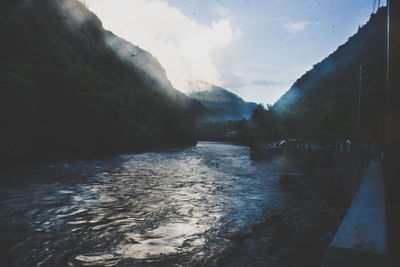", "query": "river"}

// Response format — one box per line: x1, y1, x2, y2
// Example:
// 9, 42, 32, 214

0, 142, 292, 266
